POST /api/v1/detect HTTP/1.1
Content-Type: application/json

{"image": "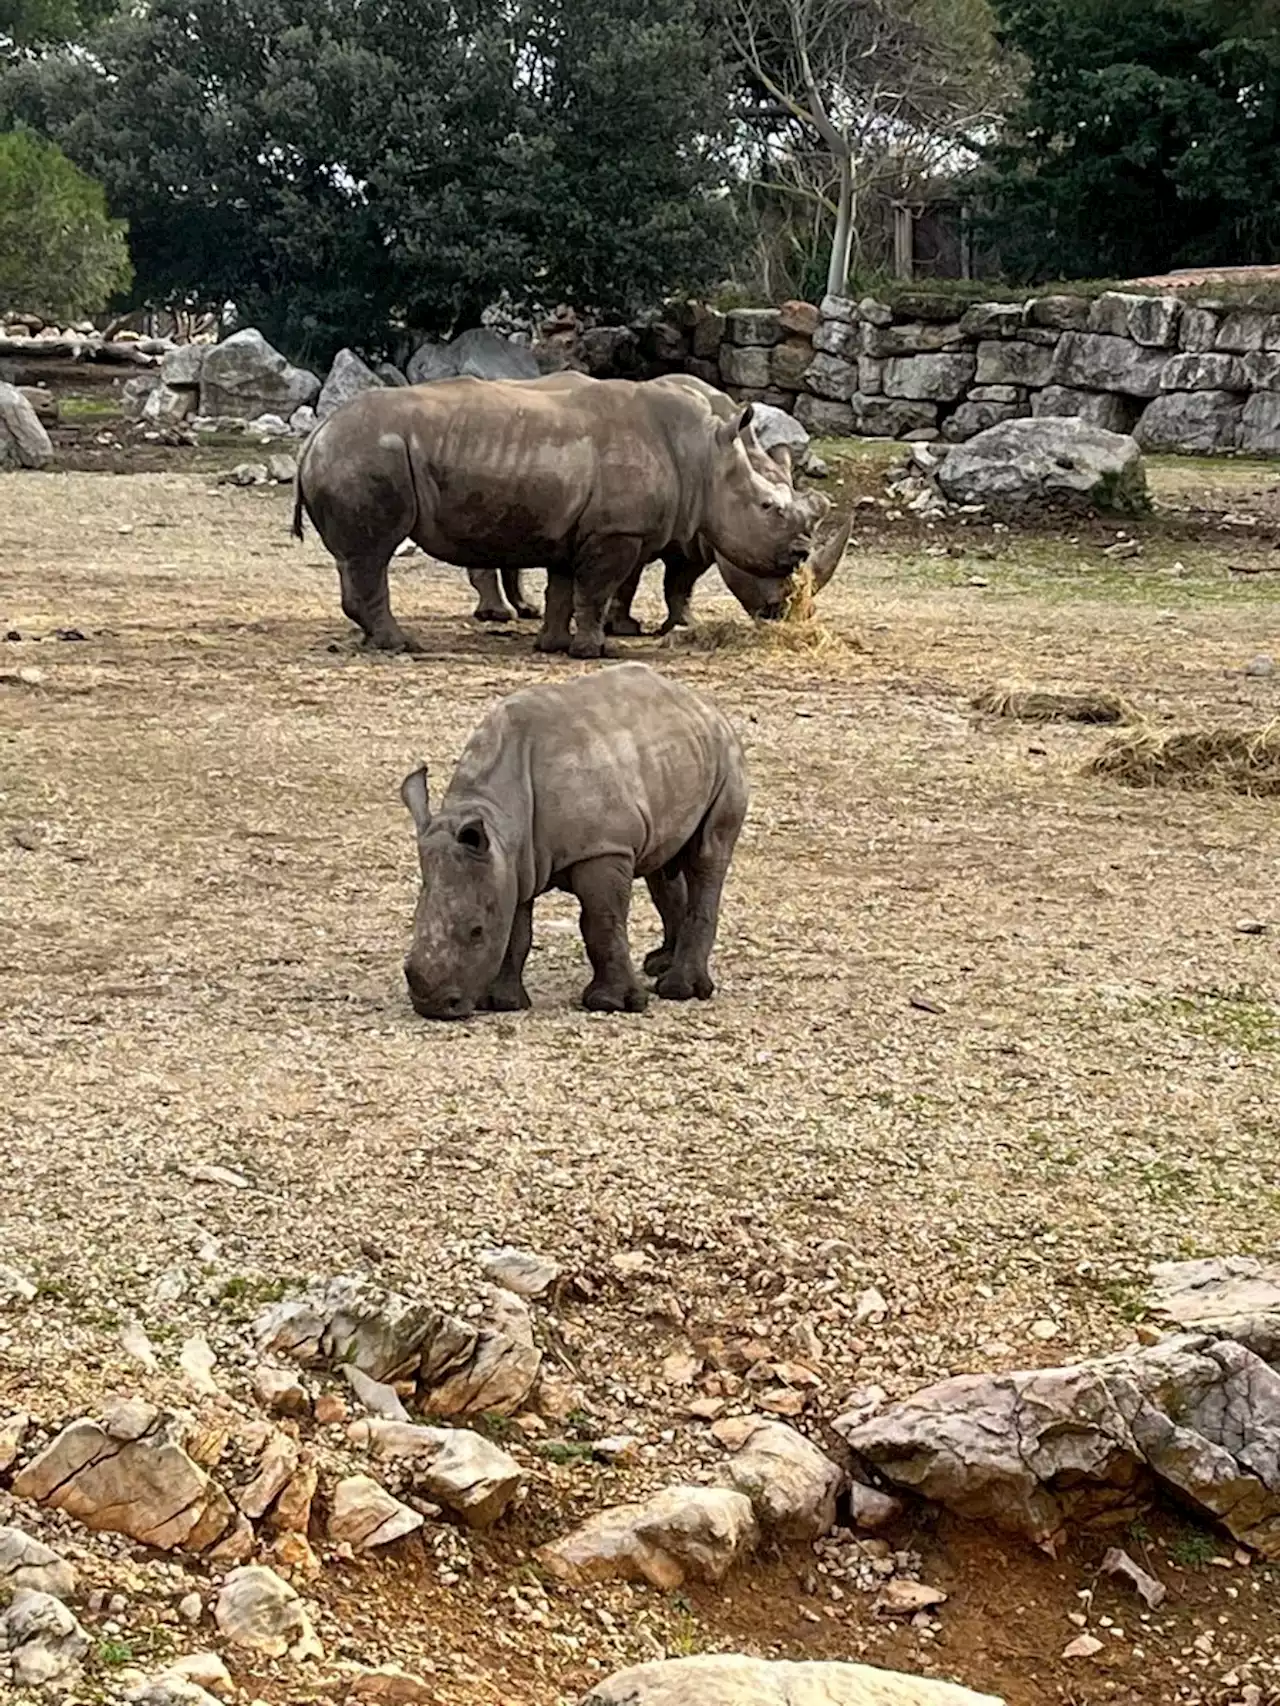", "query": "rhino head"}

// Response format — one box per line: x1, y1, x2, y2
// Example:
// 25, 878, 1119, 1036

719, 441, 851, 619
400, 765, 518, 1020
700, 406, 816, 580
